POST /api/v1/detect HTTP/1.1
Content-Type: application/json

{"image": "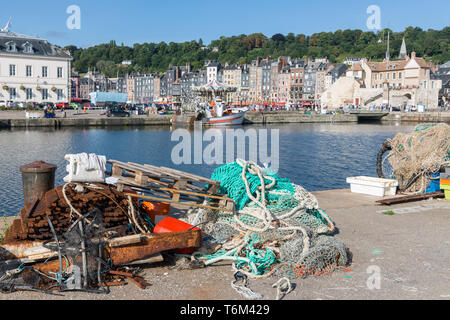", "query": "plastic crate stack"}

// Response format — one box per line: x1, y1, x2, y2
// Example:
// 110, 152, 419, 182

441, 166, 450, 200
